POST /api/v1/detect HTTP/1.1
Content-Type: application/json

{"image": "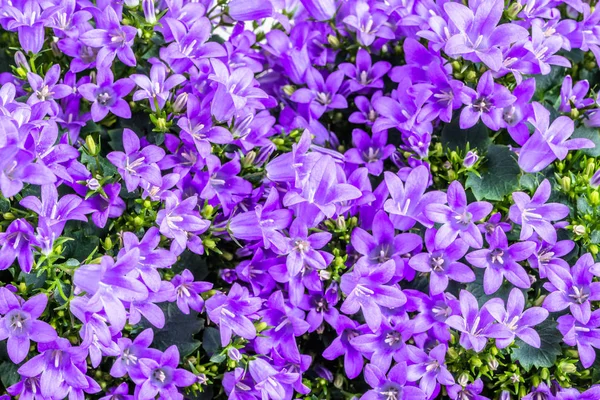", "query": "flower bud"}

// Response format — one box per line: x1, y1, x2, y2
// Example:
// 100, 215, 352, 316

506, 2, 522, 19
124, 0, 139, 7
463, 150, 479, 168
333, 374, 344, 389
283, 85, 296, 97
488, 358, 499, 371
14, 51, 30, 73
143, 0, 157, 23
87, 178, 101, 191
241, 151, 256, 168
256, 321, 268, 332
560, 176, 571, 192
591, 169, 600, 188
85, 135, 98, 156
591, 191, 600, 205
500, 391, 511, 400
327, 35, 340, 48
457, 373, 469, 387
172, 92, 188, 113
573, 225, 586, 236
227, 347, 242, 361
